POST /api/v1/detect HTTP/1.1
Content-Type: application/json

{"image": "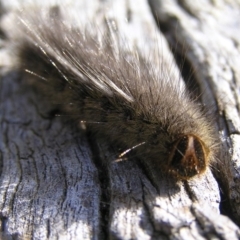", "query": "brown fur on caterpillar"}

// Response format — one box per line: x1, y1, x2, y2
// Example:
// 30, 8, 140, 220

6, 8, 218, 180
